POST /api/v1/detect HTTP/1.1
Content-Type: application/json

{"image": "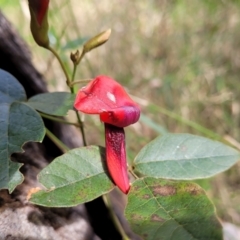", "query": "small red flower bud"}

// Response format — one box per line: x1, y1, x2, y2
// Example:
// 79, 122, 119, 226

74, 76, 140, 194
29, 0, 49, 26
28, 0, 49, 48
